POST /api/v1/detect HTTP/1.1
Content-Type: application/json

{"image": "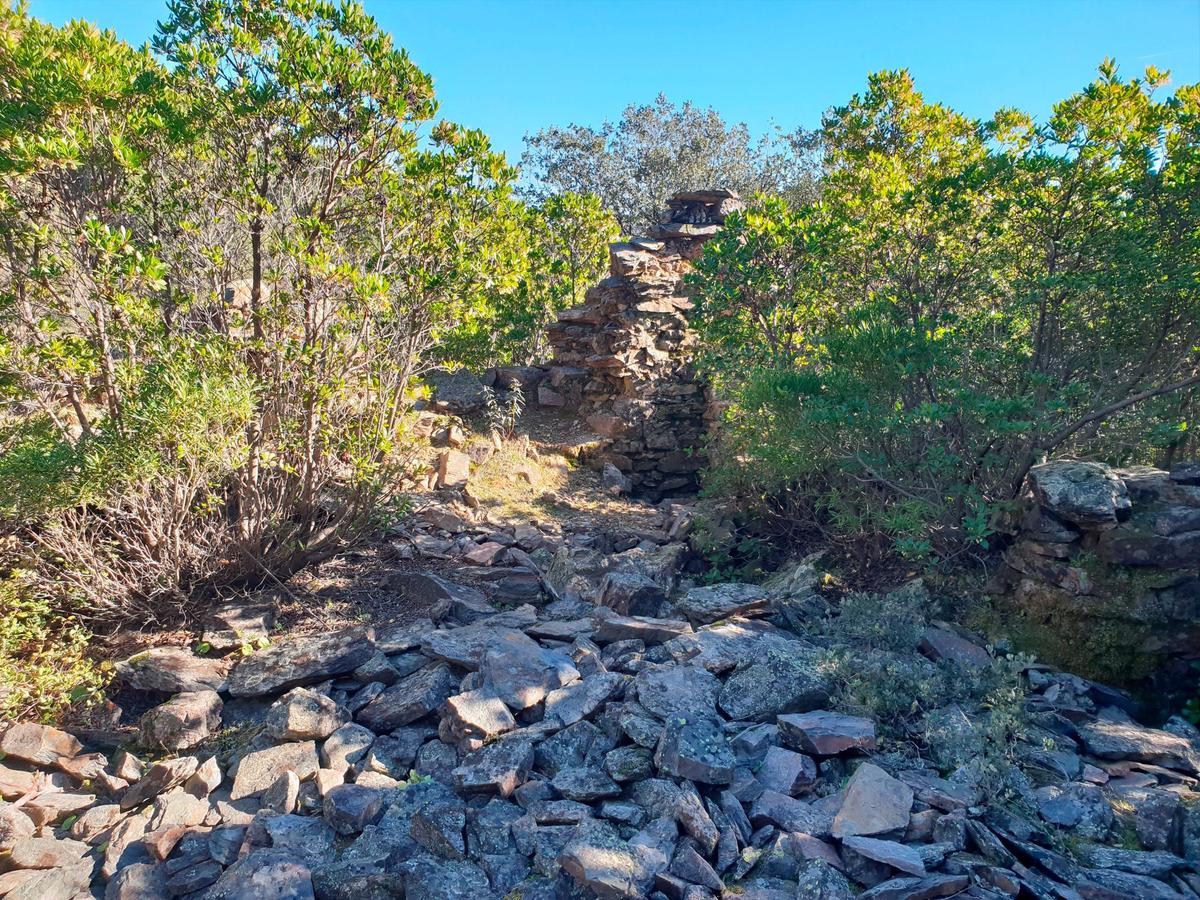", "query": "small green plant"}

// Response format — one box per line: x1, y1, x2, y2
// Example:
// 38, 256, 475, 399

0, 571, 107, 723
482, 384, 525, 440
399, 770, 433, 788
